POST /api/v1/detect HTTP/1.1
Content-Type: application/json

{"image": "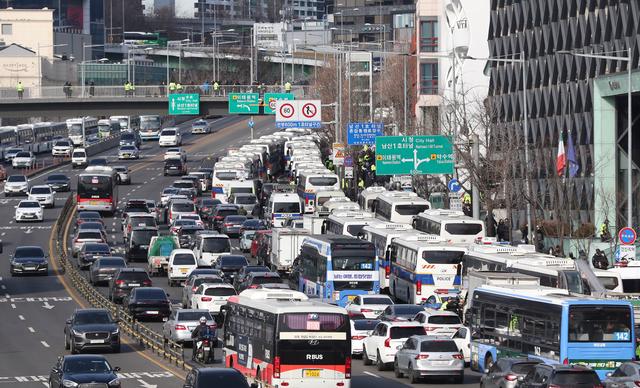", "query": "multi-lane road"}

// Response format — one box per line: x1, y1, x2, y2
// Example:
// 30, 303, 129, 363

0, 115, 481, 388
